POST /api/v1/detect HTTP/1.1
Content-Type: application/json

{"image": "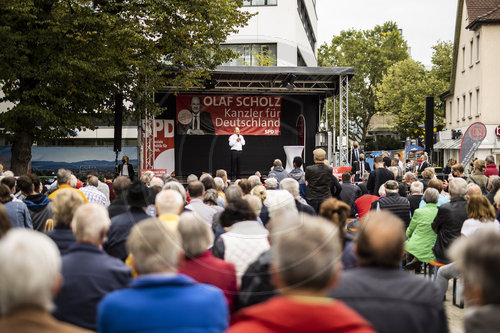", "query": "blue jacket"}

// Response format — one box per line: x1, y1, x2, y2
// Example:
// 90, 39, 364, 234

98, 274, 228, 333
104, 207, 150, 261
46, 225, 76, 255
54, 243, 131, 330
4, 200, 32, 229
